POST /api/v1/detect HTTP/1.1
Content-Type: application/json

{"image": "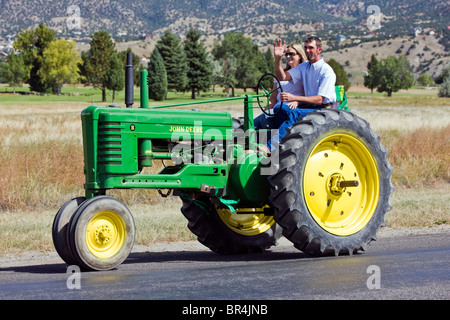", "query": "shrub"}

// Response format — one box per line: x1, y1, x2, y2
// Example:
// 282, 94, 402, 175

438, 76, 450, 97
